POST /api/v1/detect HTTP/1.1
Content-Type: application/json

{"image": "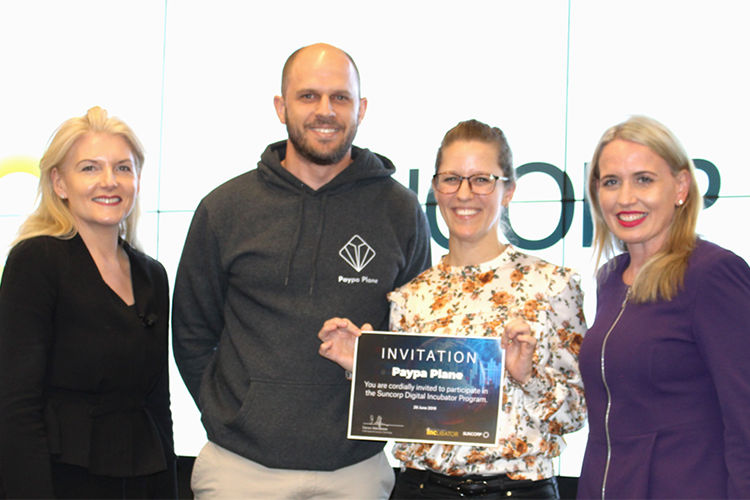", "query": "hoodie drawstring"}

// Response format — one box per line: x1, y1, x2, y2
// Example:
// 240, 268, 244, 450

307, 194, 328, 295
283, 192, 328, 296
283, 196, 306, 287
